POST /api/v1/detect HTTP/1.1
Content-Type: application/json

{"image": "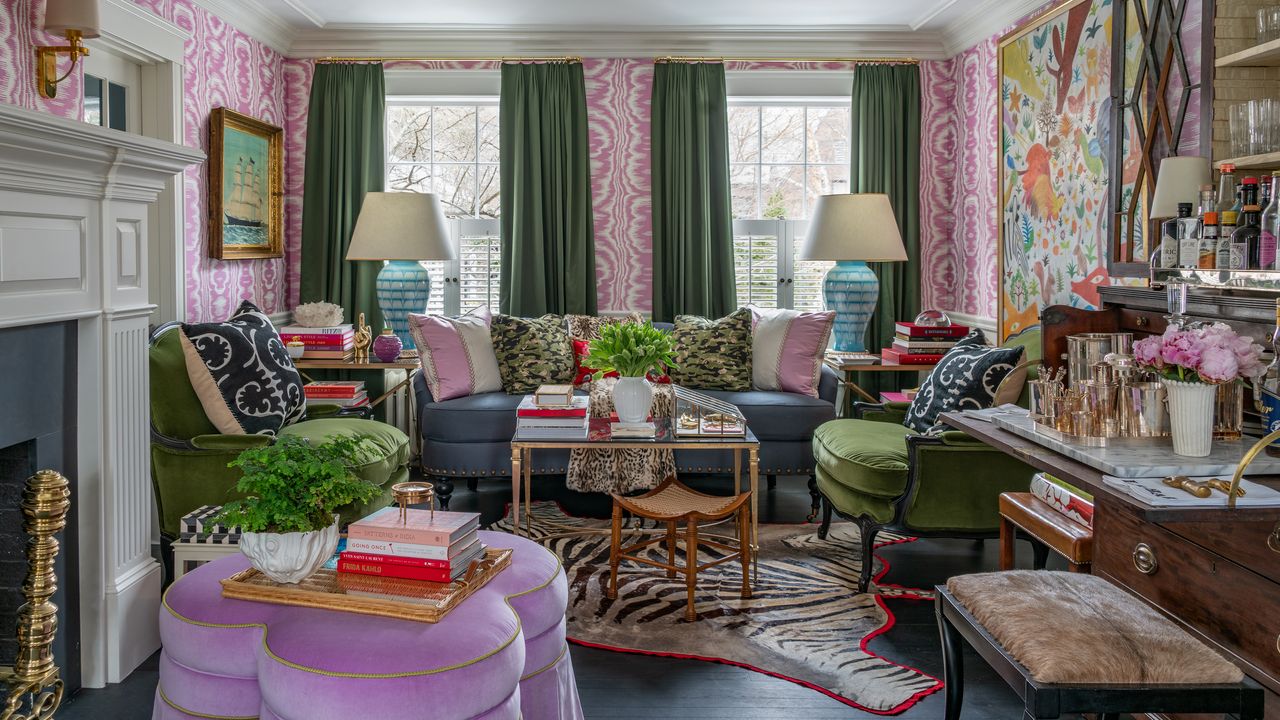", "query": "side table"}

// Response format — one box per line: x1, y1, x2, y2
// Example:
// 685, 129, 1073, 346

824, 358, 936, 417
170, 542, 240, 581
154, 530, 582, 720
293, 354, 421, 461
